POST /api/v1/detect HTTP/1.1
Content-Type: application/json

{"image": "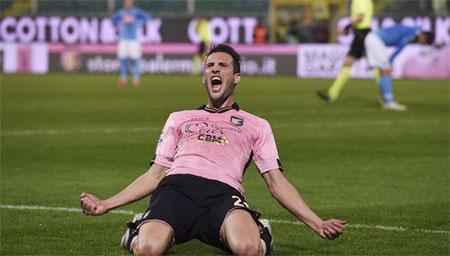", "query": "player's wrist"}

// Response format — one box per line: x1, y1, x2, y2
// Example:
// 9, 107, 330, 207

102, 199, 115, 213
